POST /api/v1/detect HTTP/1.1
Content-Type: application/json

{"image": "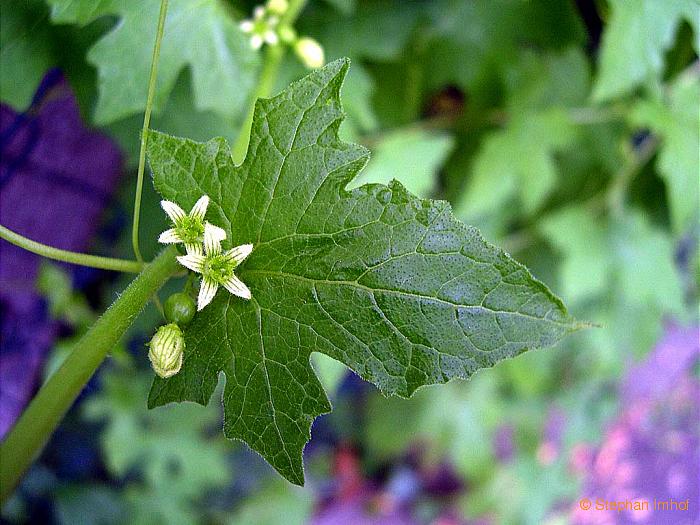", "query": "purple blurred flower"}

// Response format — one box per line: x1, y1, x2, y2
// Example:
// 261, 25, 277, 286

313, 444, 470, 525
0, 70, 122, 438
571, 323, 700, 525
537, 407, 567, 466
493, 425, 515, 463
622, 323, 699, 405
